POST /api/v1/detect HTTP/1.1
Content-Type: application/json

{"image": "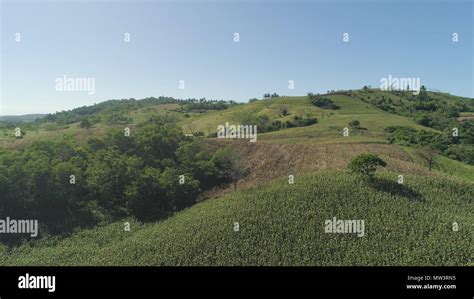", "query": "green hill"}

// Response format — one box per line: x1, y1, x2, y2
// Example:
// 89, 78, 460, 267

1, 171, 472, 266
0, 114, 46, 123
2, 89, 472, 149
178, 94, 432, 144
1, 89, 473, 267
